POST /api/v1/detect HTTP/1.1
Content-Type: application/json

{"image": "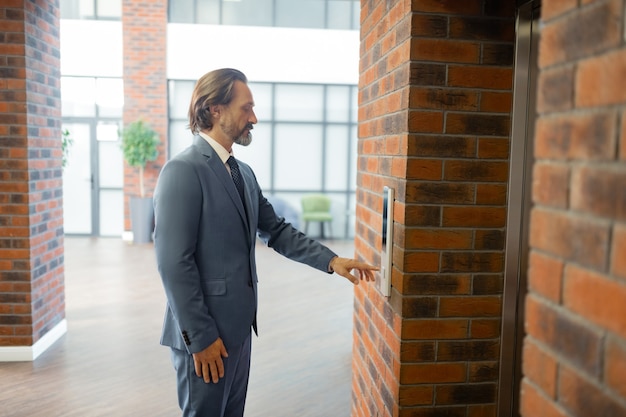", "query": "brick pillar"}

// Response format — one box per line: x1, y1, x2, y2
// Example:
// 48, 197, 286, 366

353, 1, 515, 415
0, 0, 66, 360
521, 0, 626, 415
121, 0, 168, 232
